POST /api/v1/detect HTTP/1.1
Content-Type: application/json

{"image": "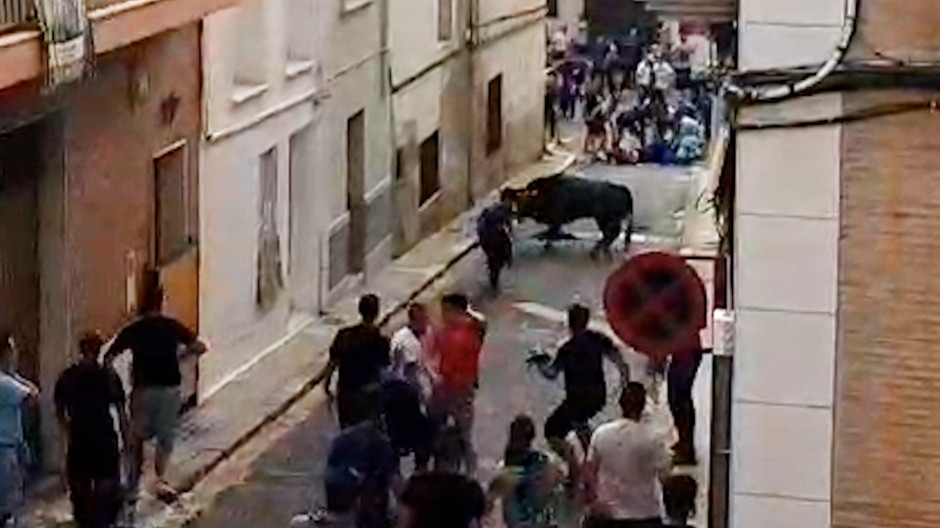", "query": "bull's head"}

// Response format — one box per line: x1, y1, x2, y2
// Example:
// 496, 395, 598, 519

507, 187, 550, 221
